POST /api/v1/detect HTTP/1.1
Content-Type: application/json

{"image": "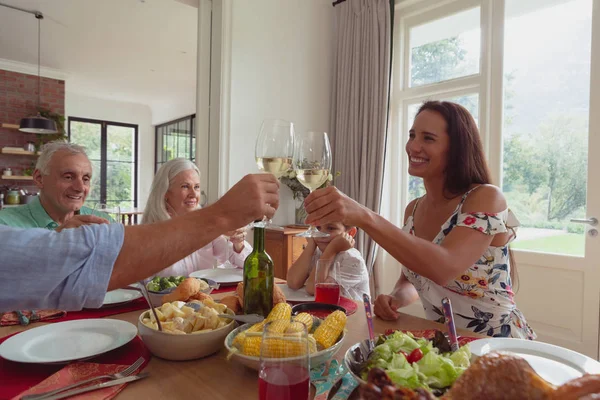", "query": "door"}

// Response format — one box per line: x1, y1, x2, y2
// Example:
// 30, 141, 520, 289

498, 0, 600, 358
387, 0, 600, 359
